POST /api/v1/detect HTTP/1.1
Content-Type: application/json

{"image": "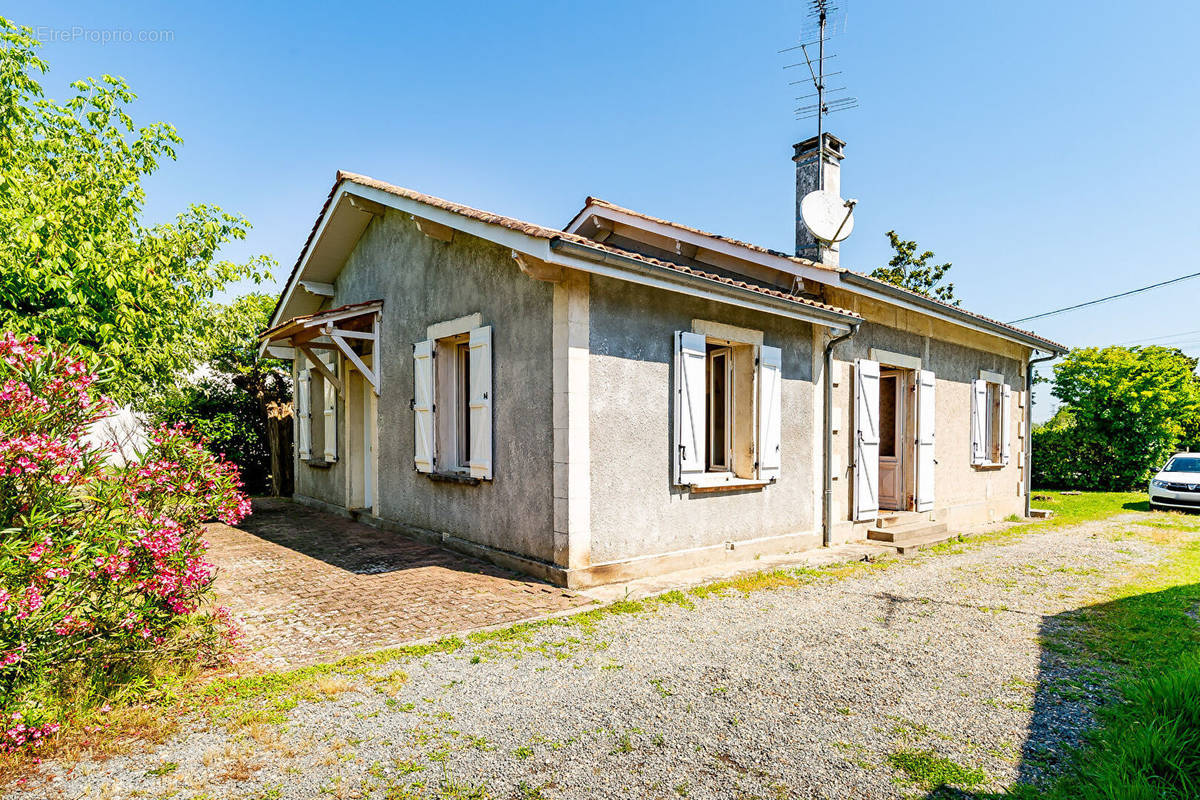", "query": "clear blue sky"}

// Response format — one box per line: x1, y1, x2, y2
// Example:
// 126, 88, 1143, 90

7, 1, 1200, 419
